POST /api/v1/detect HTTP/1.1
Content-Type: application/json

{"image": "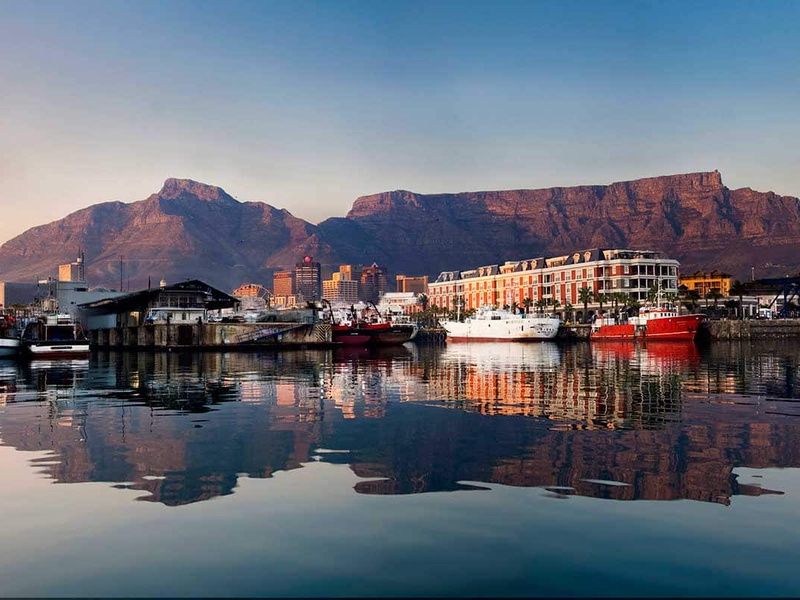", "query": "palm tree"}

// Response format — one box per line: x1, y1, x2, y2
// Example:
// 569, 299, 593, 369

683, 289, 701, 312
534, 298, 547, 313
418, 293, 429, 311
706, 289, 723, 310
578, 287, 593, 322
593, 290, 605, 313
729, 279, 747, 319
564, 302, 574, 323
522, 297, 533, 313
